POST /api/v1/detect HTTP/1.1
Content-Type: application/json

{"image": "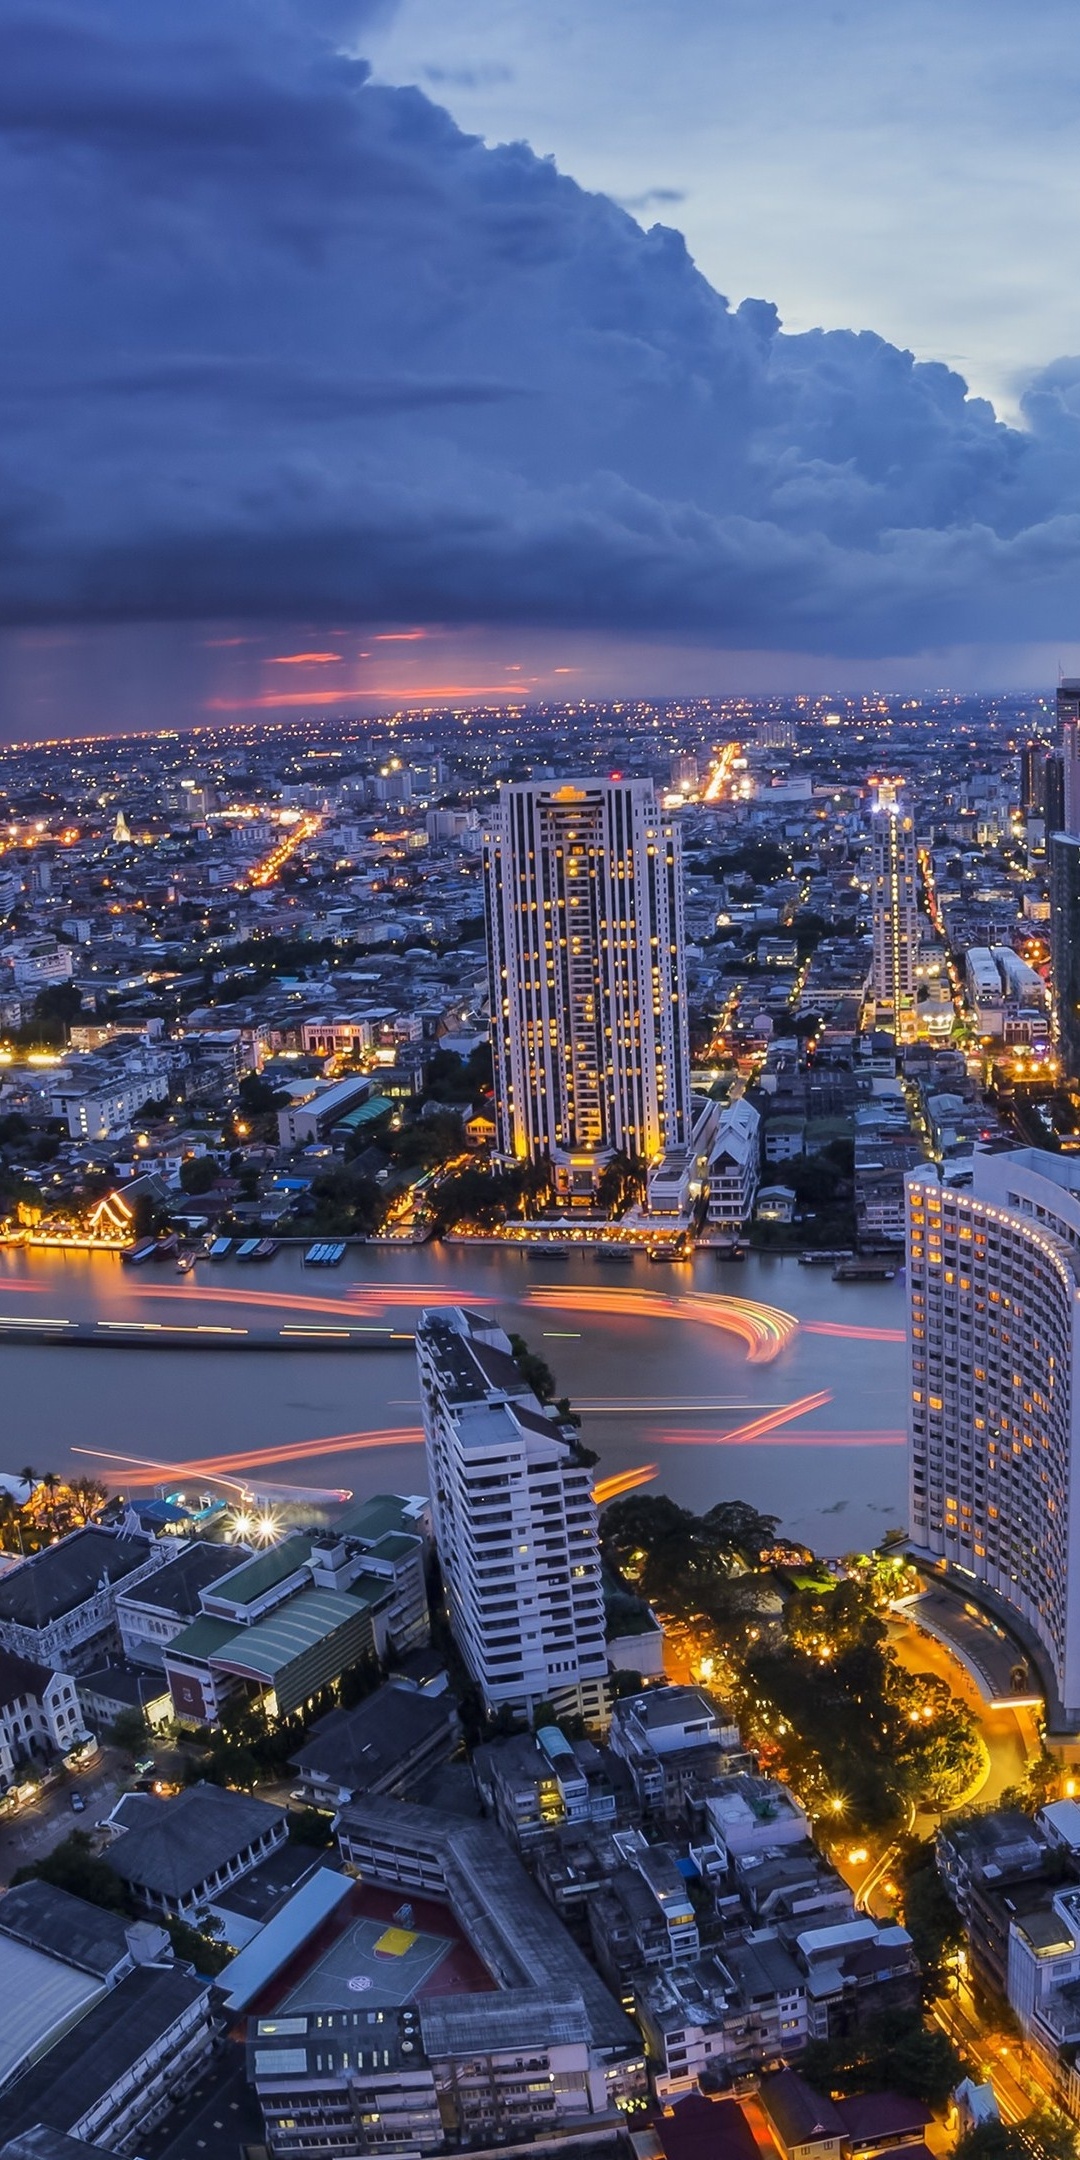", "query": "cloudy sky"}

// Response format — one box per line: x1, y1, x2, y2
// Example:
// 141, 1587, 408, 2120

2, 0, 1080, 737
